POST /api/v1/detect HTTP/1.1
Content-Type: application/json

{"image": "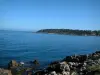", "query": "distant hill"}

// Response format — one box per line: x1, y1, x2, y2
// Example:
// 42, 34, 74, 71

37, 29, 100, 36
